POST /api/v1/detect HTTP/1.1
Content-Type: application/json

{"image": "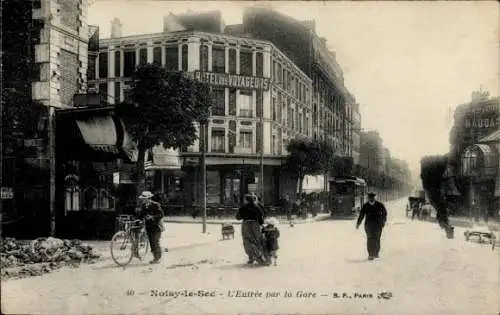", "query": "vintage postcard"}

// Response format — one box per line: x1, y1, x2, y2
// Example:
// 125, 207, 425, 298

1, 1, 499, 314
